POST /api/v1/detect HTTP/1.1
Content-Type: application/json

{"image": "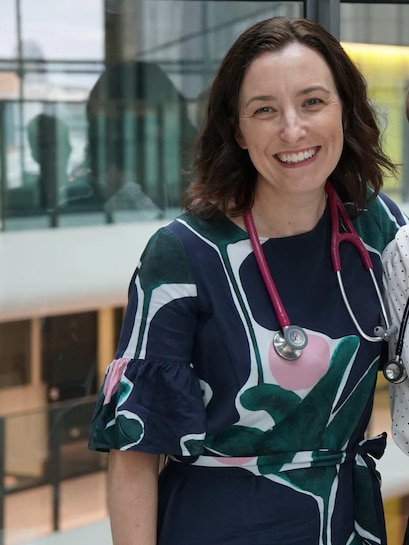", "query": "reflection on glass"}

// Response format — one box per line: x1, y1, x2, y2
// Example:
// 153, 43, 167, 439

59, 60, 198, 222
41, 312, 97, 402
0, 1, 303, 232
